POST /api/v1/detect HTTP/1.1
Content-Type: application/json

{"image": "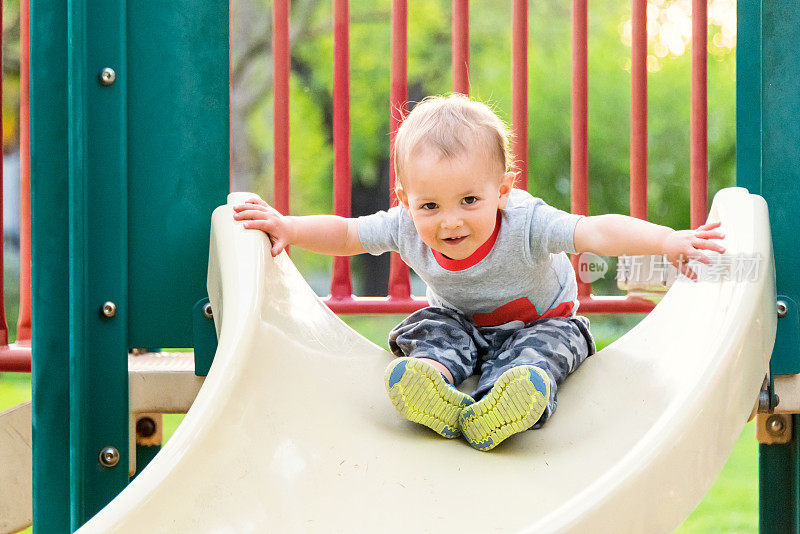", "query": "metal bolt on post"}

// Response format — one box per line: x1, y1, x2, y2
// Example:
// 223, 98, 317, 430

136, 417, 157, 439
102, 301, 117, 318
99, 67, 116, 86
98, 446, 120, 468
757, 413, 792, 445
767, 415, 785, 435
